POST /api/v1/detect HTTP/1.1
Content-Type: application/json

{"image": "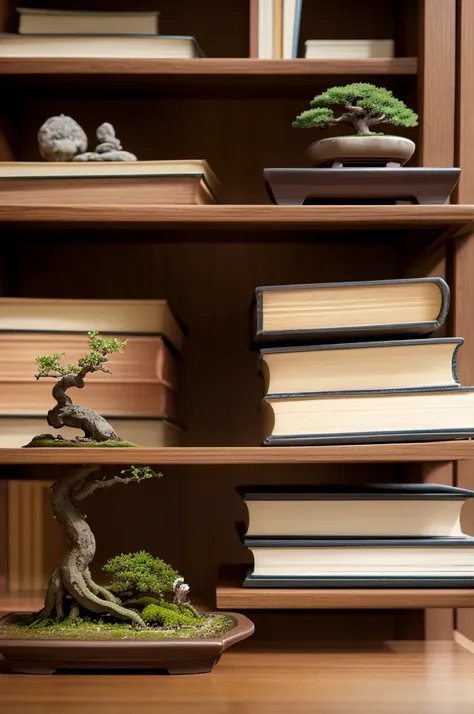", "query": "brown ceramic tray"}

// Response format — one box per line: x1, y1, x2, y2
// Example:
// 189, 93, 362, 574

264, 167, 461, 206
0, 612, 254, 675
